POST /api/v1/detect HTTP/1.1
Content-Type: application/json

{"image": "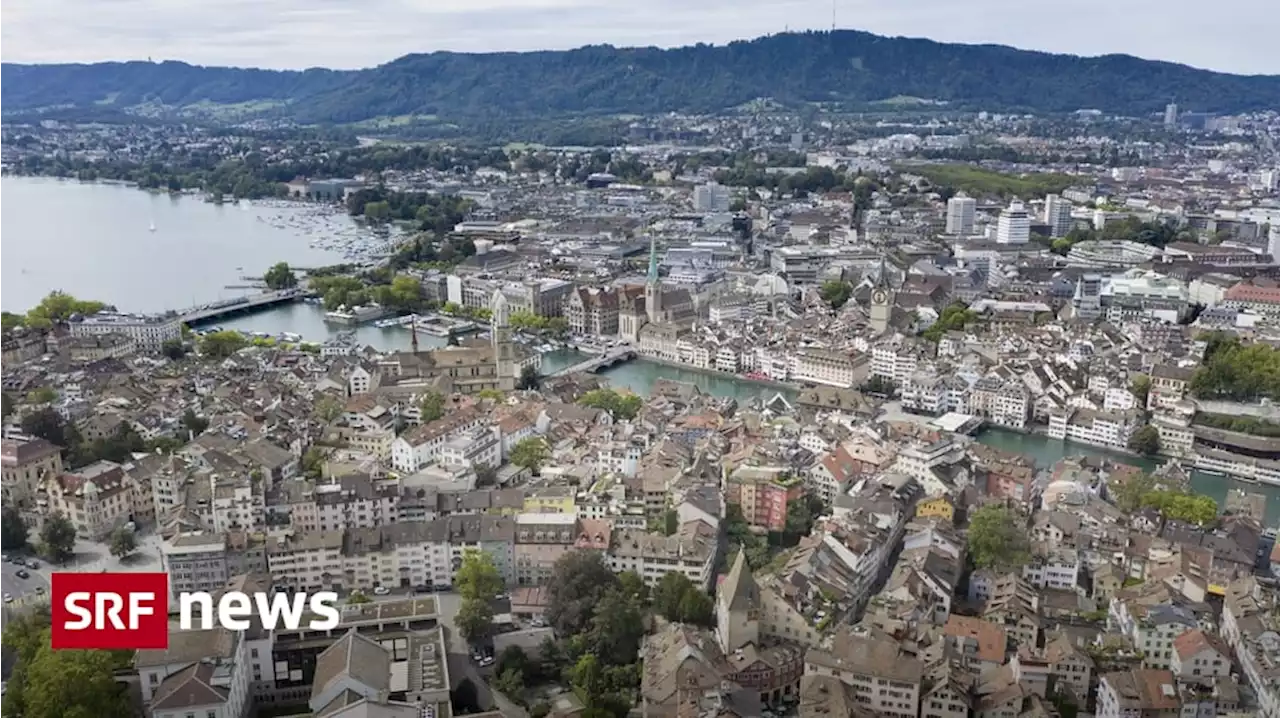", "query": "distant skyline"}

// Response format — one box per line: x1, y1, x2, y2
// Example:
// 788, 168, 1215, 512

3, 0, 1278, 75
